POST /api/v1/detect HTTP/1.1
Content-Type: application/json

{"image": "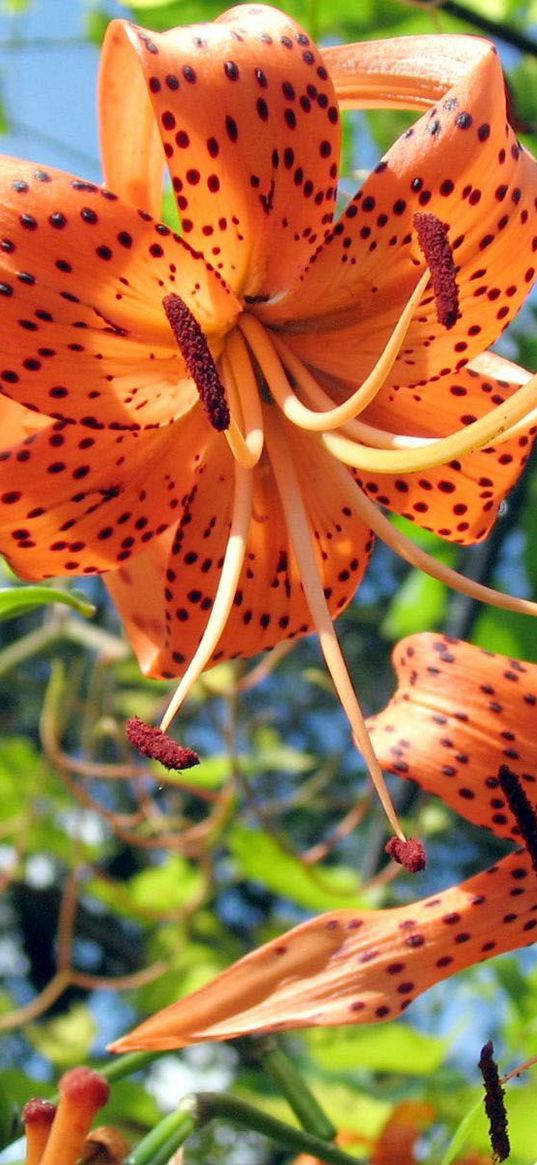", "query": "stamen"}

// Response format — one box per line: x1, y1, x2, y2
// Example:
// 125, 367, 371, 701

414, 212, 460, 329
39, 1068, 110, 1165
126, 716, 199, 771
23, 1099, 57, 1165
328, 455, 537, 621
264, 410, 406, 841
163, 293, 230, 431
240, 272, 430, 432
160, 460, 253, 734
498, 764, 537, 874
220, 334, 264, 468
322, 369, 537, 473
478, 1041, 510, 1164
385, 836, 426, 872
268, 334, 437, 450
